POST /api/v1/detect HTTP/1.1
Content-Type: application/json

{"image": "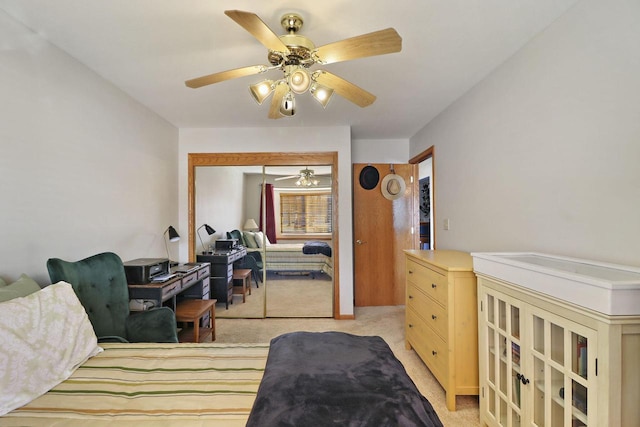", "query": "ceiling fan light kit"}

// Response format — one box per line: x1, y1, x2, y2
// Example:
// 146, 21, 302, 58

296, 168, 319, 187
185, 10, 402, 119
249, 79, 275, 105
279, 90, 296, 117
274, 167, 320, 187
310, 82, 333, 108
286, 65, 311, 94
